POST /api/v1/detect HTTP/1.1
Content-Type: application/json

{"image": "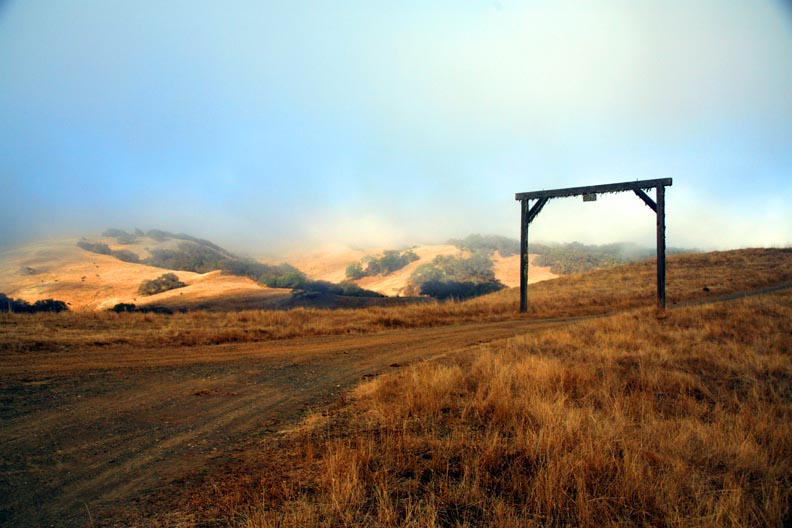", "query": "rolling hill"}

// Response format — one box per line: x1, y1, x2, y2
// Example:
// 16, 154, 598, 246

278, 244, 556, 296
0, 231, 578, 311
0, 236, 292, 311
